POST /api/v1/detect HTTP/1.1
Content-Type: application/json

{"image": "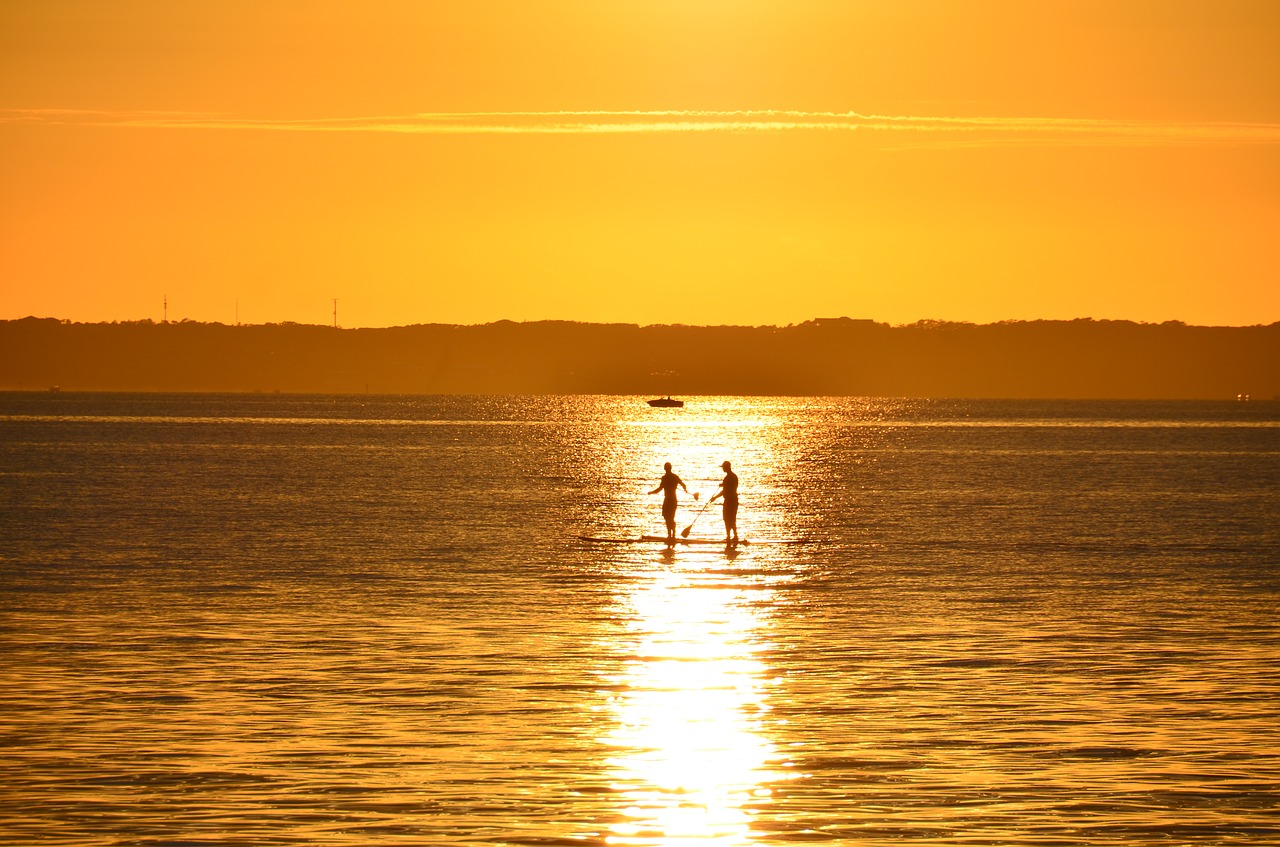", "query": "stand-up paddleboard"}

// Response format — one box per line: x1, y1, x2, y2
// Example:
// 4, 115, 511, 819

578, 535, 746, 546
578, 535, 807, 546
